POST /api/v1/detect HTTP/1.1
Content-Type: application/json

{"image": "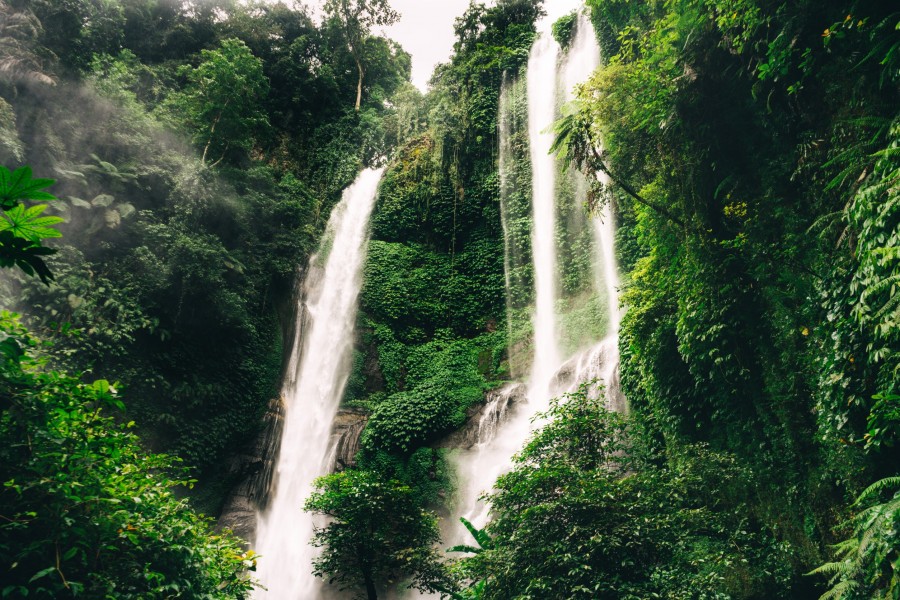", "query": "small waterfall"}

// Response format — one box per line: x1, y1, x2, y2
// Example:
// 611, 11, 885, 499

254, 167, 384, 599
442, 10, 619, 550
